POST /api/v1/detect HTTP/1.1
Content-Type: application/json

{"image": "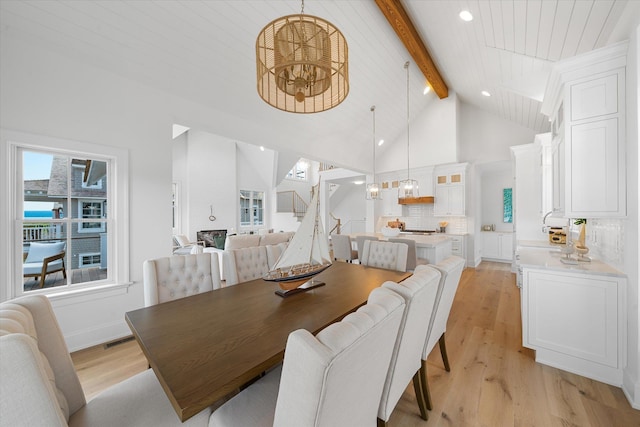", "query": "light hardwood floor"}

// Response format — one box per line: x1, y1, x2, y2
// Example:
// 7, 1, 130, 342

71, 261, 640, 426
